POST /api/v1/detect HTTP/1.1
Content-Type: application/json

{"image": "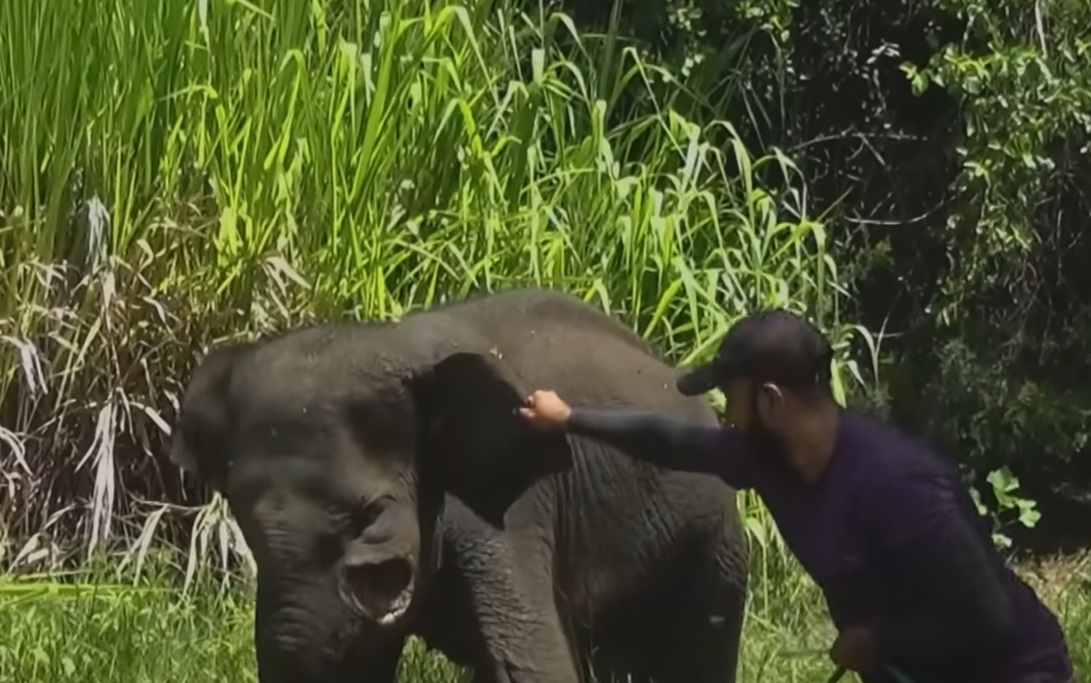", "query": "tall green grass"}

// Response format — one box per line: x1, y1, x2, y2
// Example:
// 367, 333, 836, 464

0, 3, 1086, 682
0, 0, 867, 578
